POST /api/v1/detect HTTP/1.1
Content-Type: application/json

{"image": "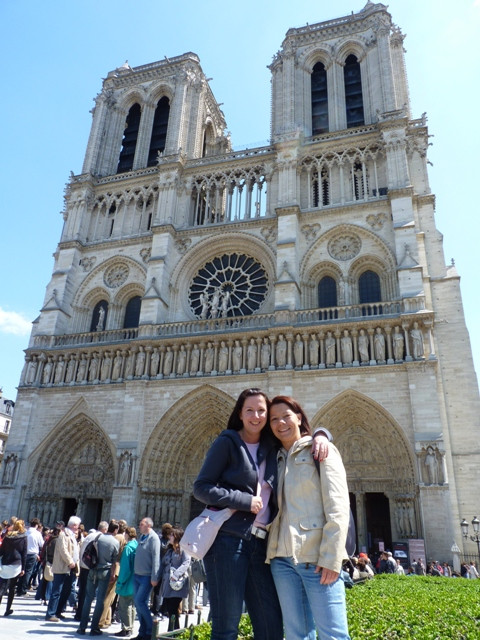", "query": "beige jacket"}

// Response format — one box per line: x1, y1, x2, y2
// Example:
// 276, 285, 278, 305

52, 529, 77, 574
266, 437, 349, 574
